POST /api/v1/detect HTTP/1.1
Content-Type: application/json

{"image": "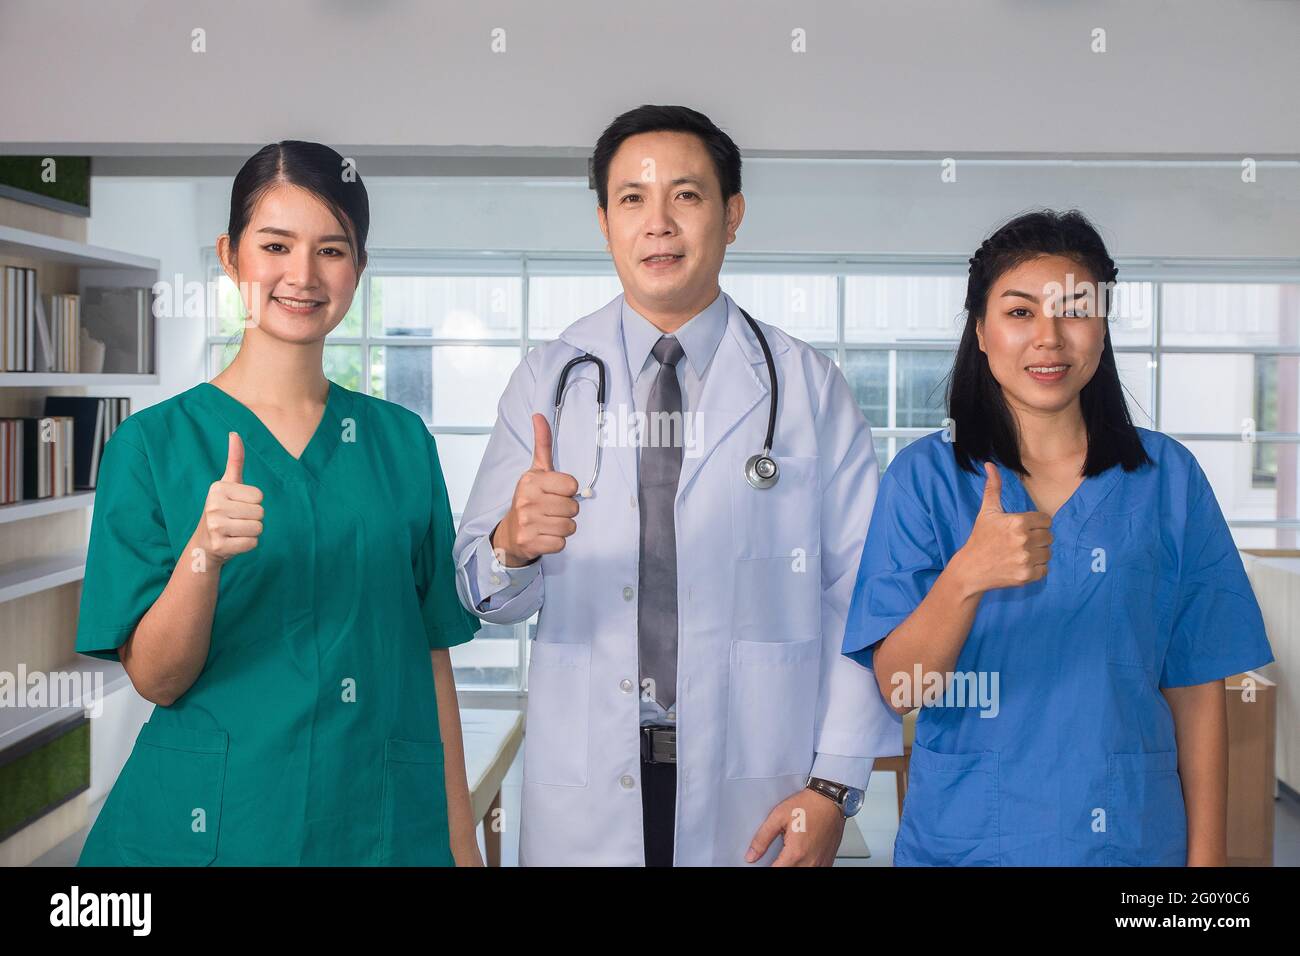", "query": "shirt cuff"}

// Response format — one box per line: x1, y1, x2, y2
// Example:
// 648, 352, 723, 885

809, 752, 871, 792
468, 533, 541, 612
